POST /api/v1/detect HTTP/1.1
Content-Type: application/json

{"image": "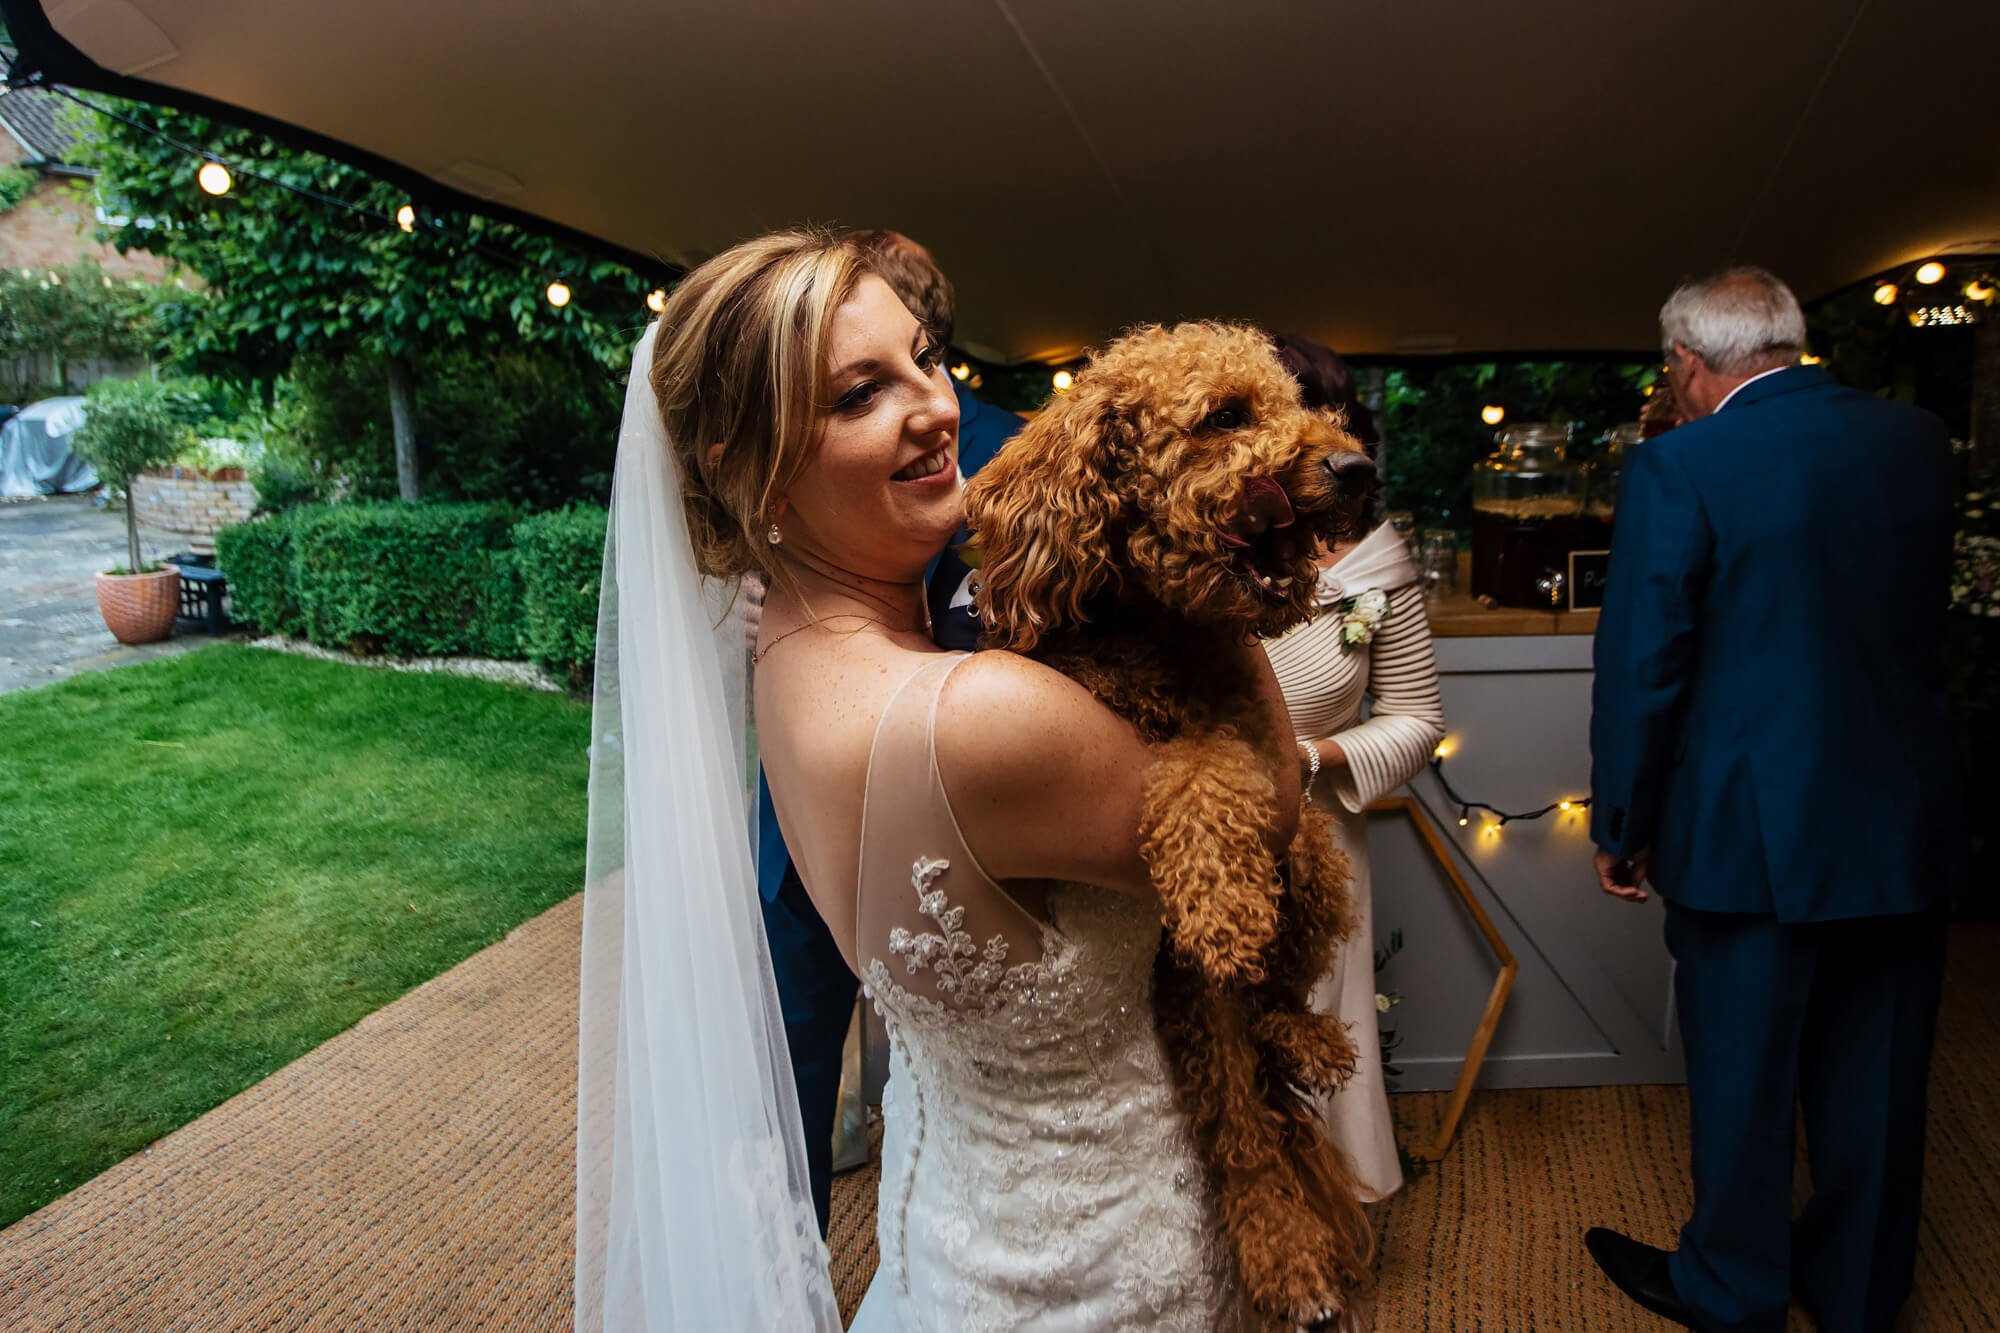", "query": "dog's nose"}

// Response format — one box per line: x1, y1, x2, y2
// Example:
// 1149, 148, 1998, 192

1324, 451, 1377, 488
